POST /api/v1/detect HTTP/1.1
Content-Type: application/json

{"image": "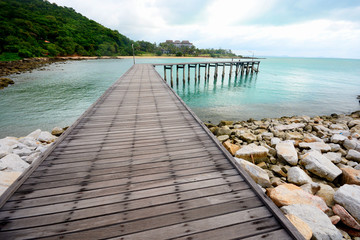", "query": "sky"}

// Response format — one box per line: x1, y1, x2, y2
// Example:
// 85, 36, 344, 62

48, 0, 360, 59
